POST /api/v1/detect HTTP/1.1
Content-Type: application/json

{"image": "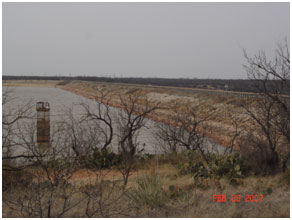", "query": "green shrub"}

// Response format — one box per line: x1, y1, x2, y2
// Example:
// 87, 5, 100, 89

189, 161, 209, 178
125, 172, 167, 209
176, 152, 251, 183
80, 148, 122, 169
265, 187, 273, 195
176, 150, 206, 175
168, 185, 183, 200
46, 158, 70, 169
208, 153, 250, 179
